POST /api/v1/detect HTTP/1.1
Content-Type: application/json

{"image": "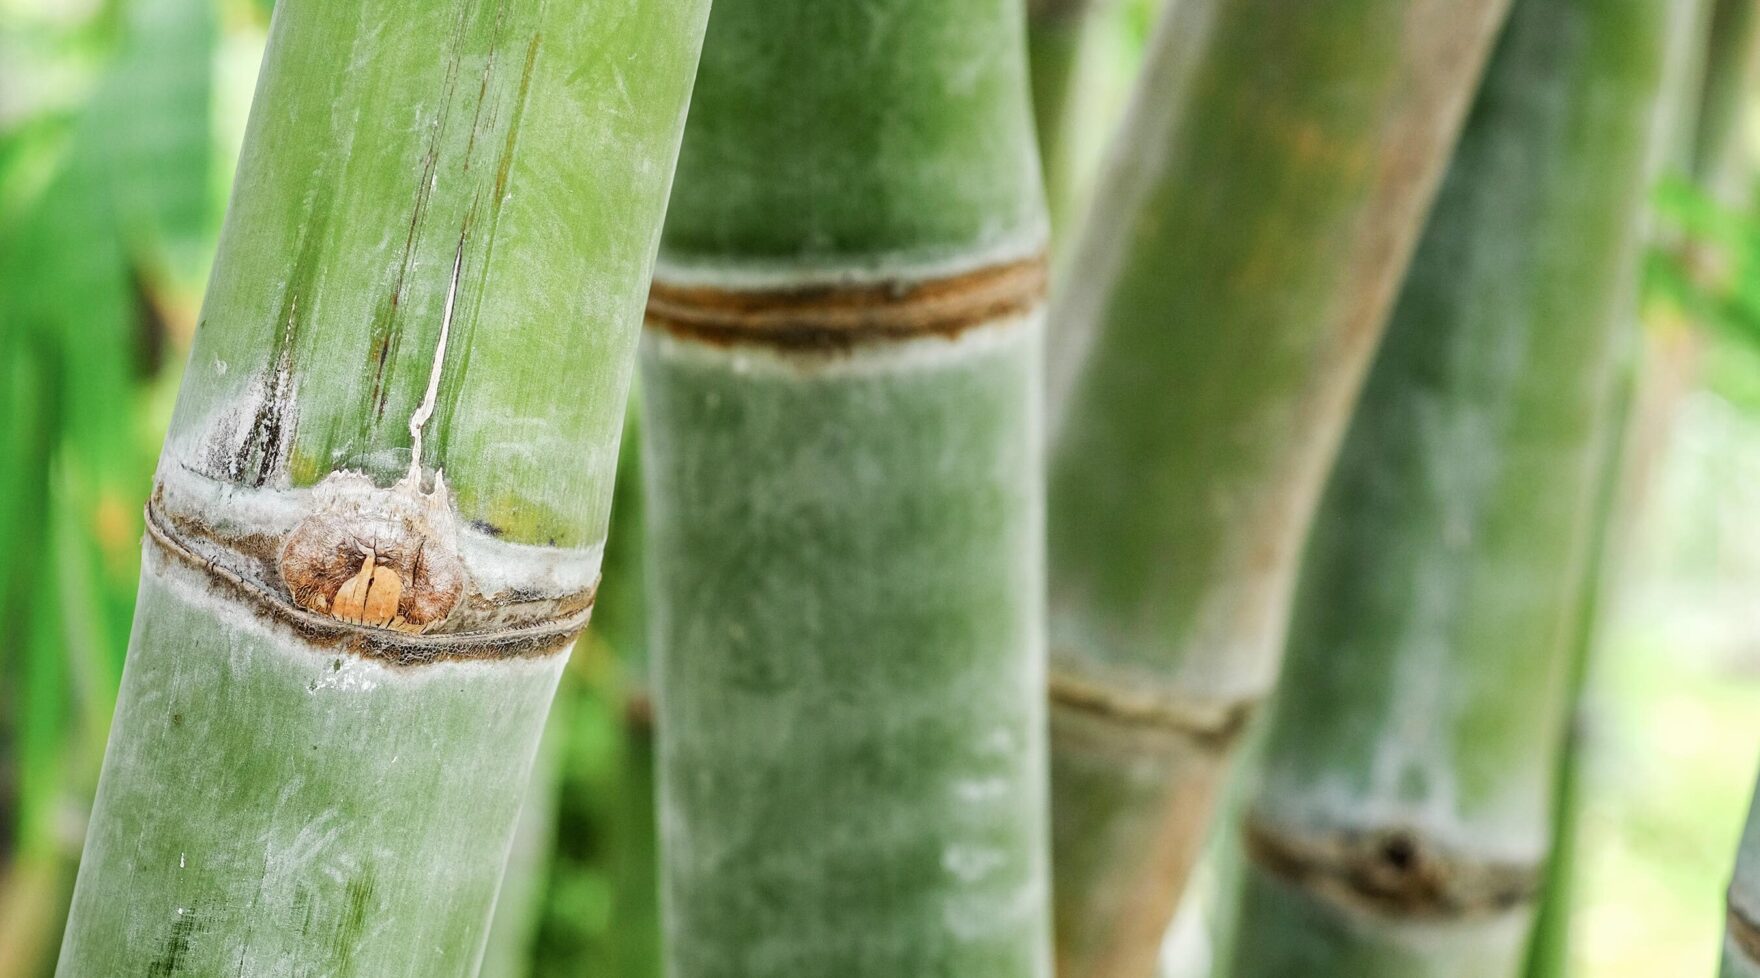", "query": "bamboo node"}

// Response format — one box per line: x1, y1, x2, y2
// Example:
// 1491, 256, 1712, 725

1048, 668, 1255, 748
1241, 813, 1543, 921
145, 469, 599, 665
644, 255, 1047, 349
